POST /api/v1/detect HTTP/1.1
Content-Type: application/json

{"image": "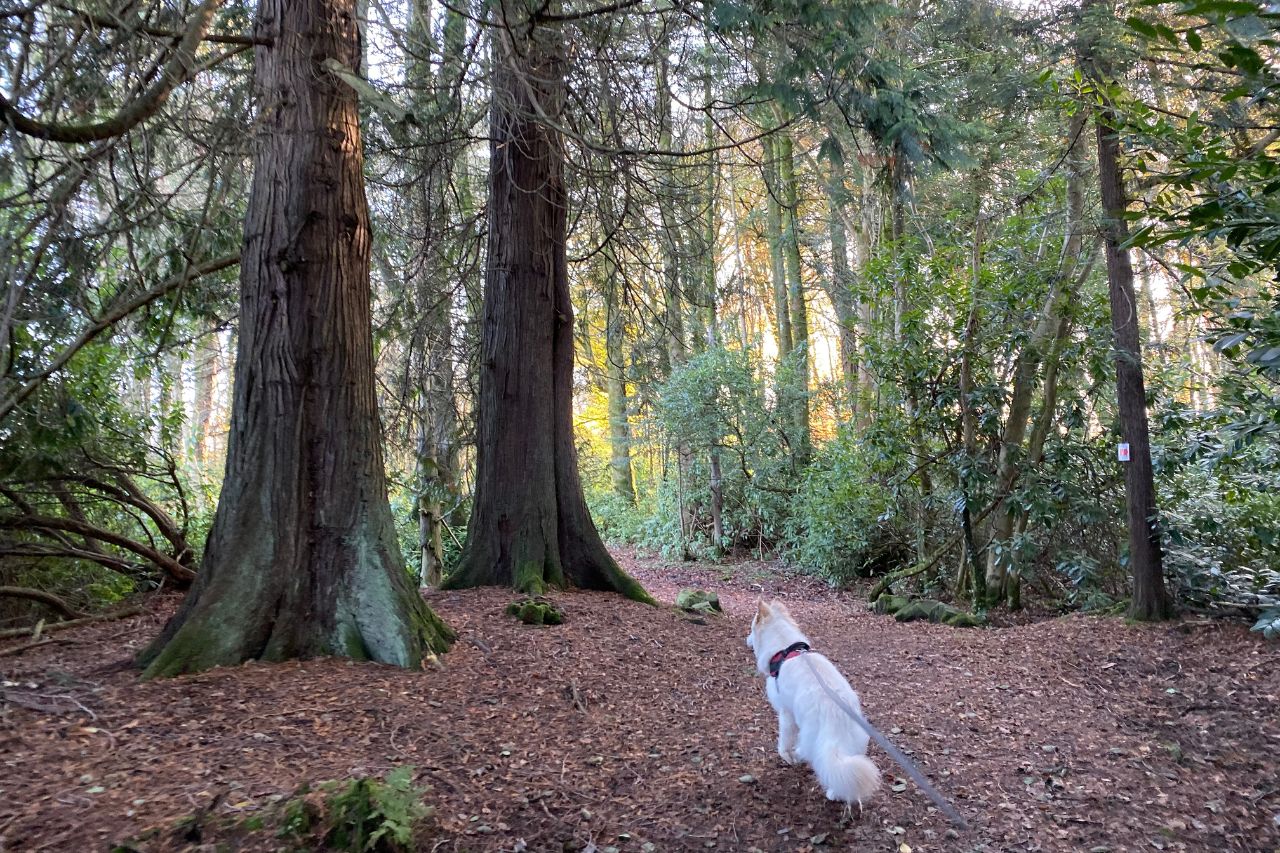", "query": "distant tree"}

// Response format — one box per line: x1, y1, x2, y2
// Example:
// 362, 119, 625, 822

139, 0, 454, 677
